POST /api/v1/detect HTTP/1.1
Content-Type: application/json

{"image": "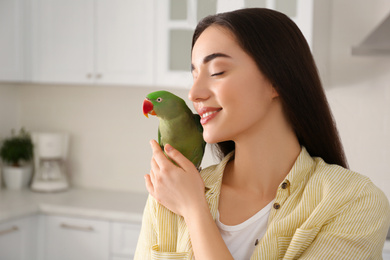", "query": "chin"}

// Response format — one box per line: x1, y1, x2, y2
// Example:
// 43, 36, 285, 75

202, 132, 216, 144
203, 131, 228, 145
